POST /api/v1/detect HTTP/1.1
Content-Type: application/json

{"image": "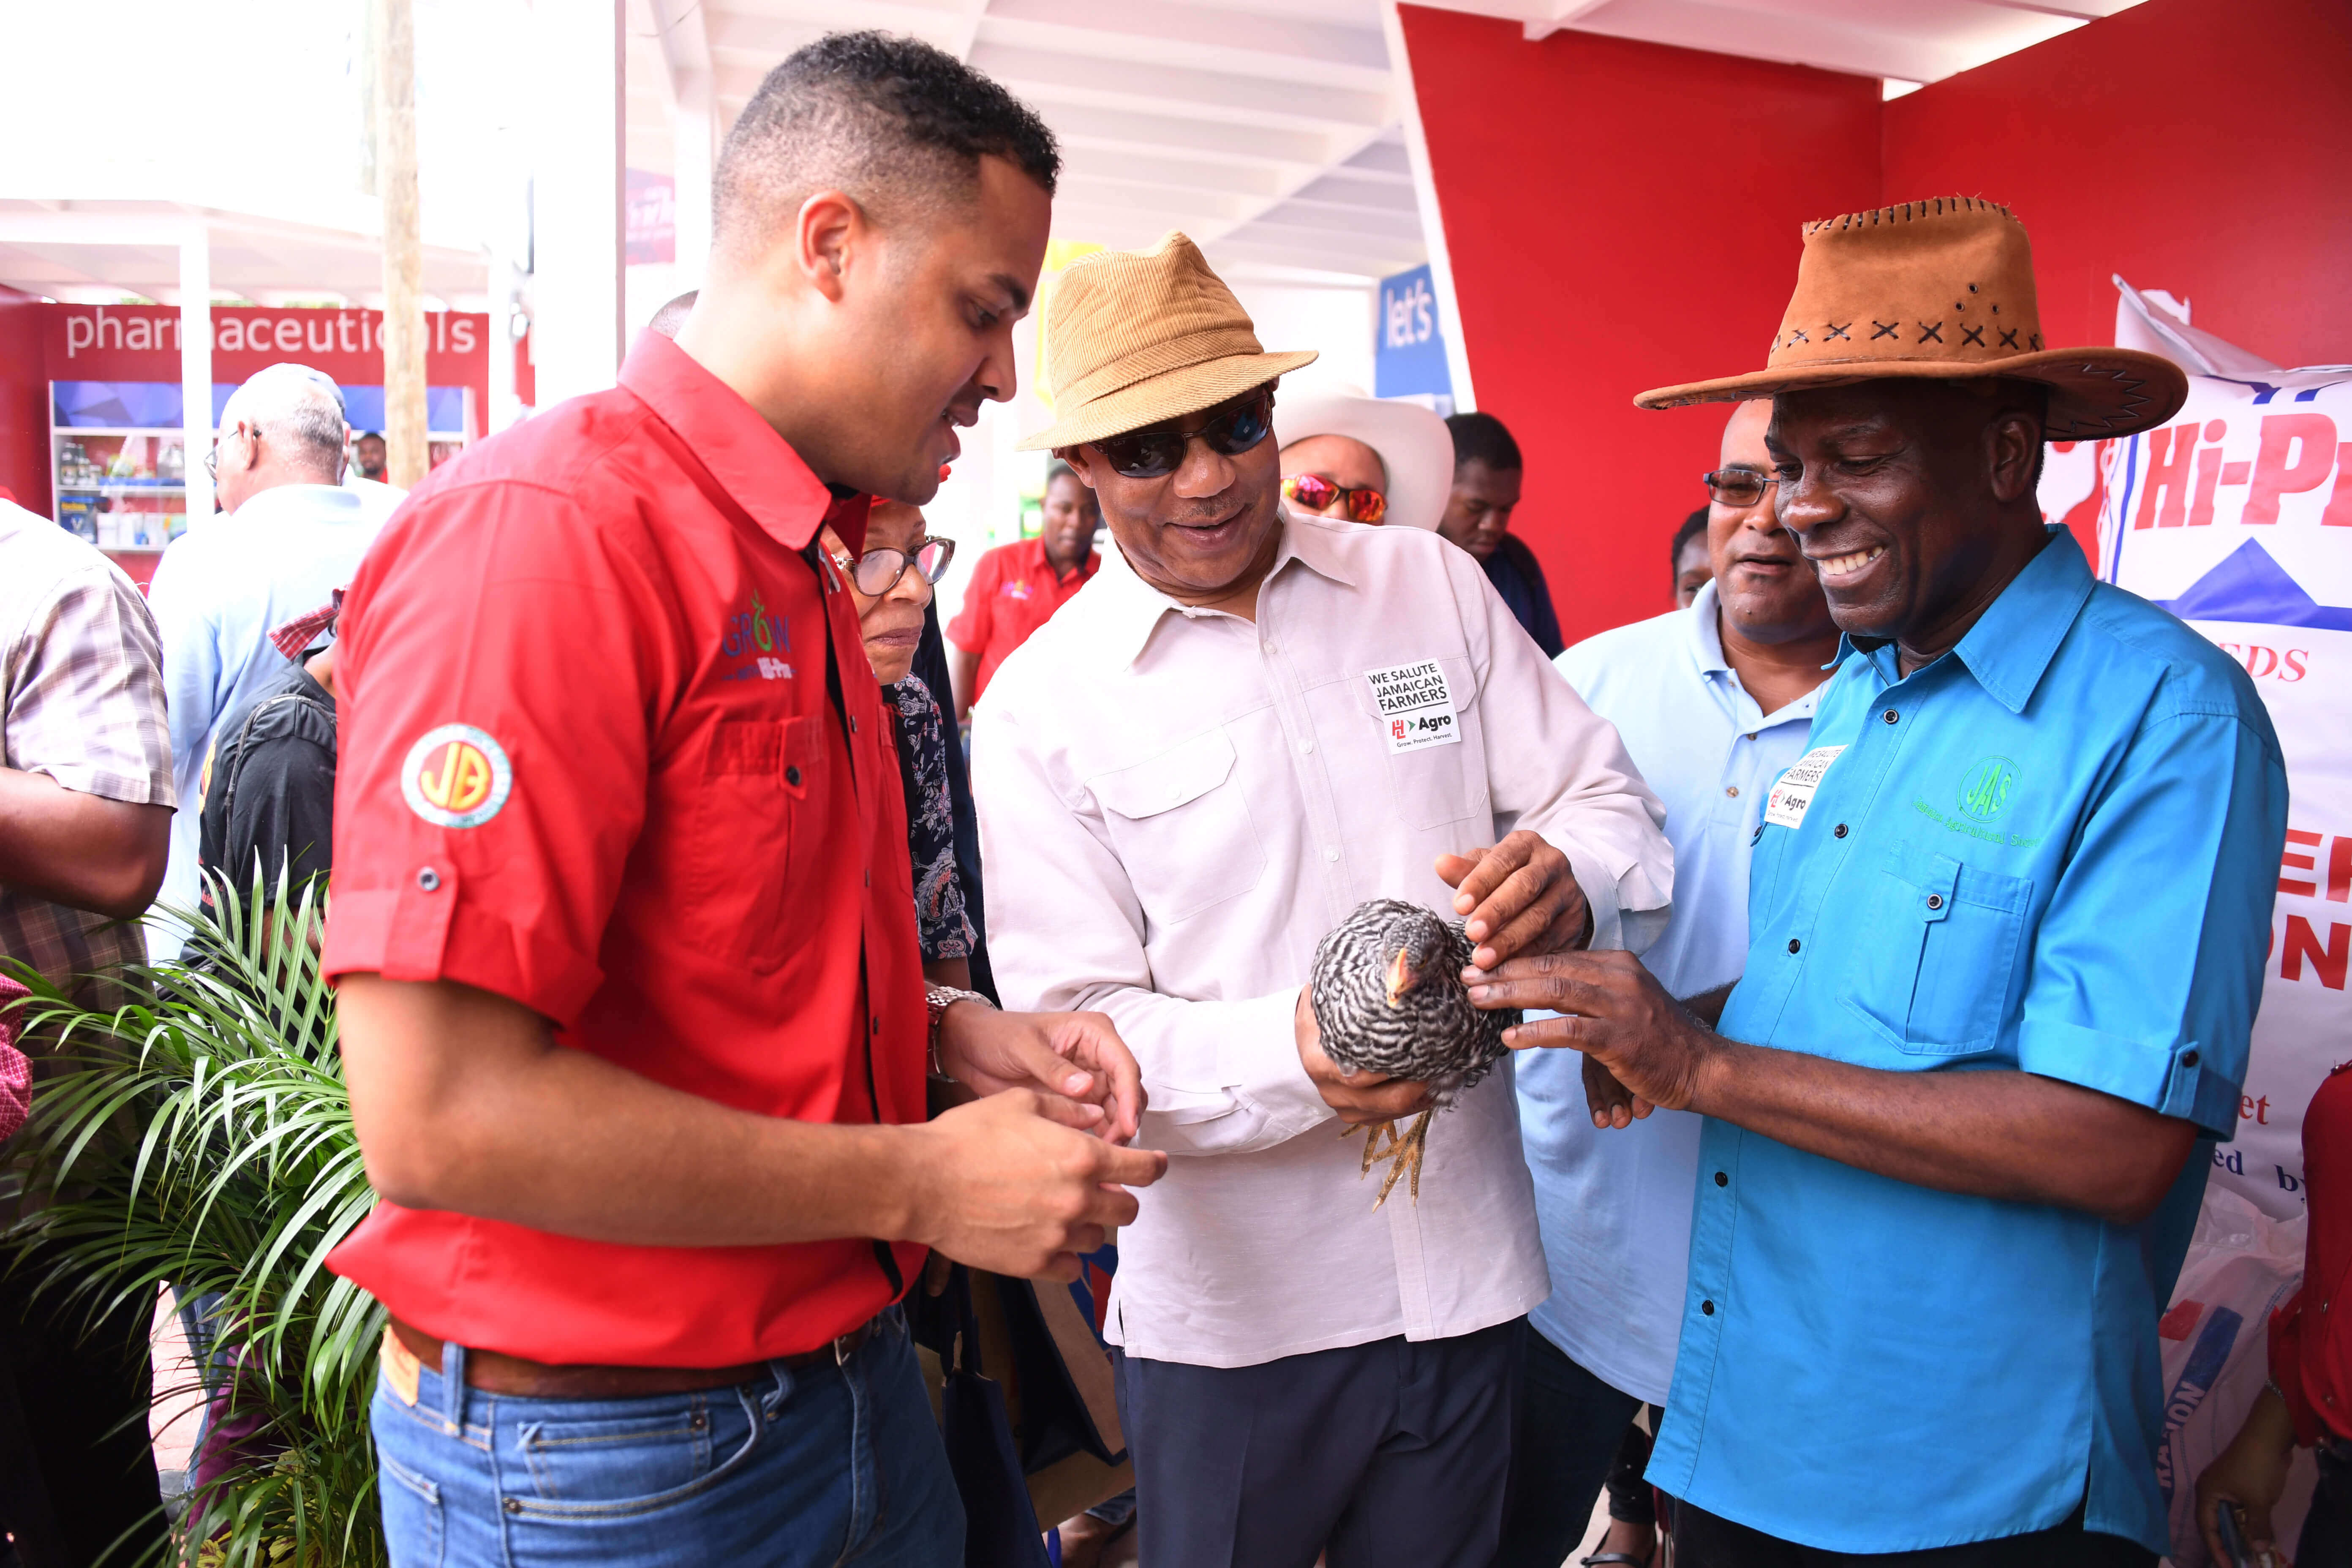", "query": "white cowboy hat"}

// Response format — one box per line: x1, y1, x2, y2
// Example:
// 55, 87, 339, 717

1272, 386, 1455, 532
